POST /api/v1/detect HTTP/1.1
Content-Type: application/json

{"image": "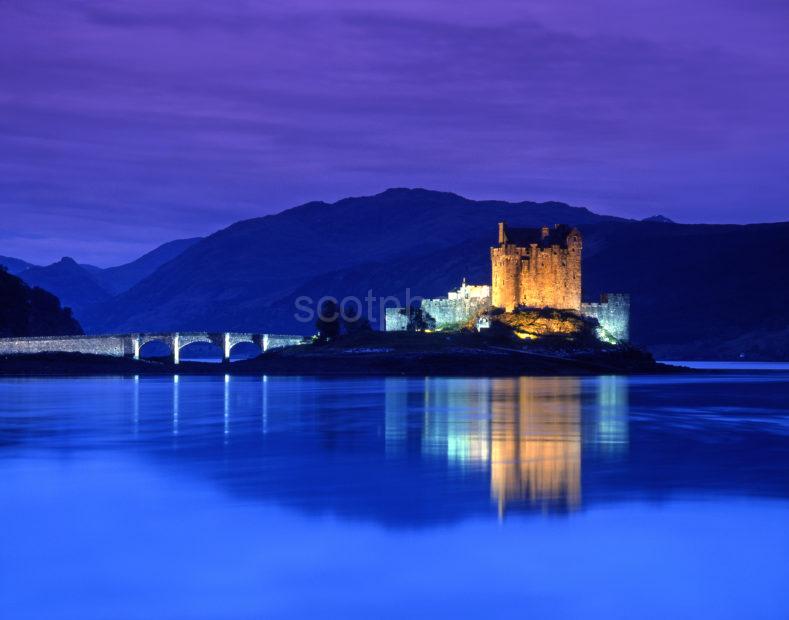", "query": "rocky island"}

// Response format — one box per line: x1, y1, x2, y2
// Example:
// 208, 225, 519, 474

0, 222, 684, 376
0, 309, 675, 377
